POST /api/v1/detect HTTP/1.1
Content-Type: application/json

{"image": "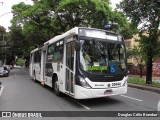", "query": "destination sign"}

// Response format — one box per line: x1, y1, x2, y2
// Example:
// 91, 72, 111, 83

79, 28, 118, 41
